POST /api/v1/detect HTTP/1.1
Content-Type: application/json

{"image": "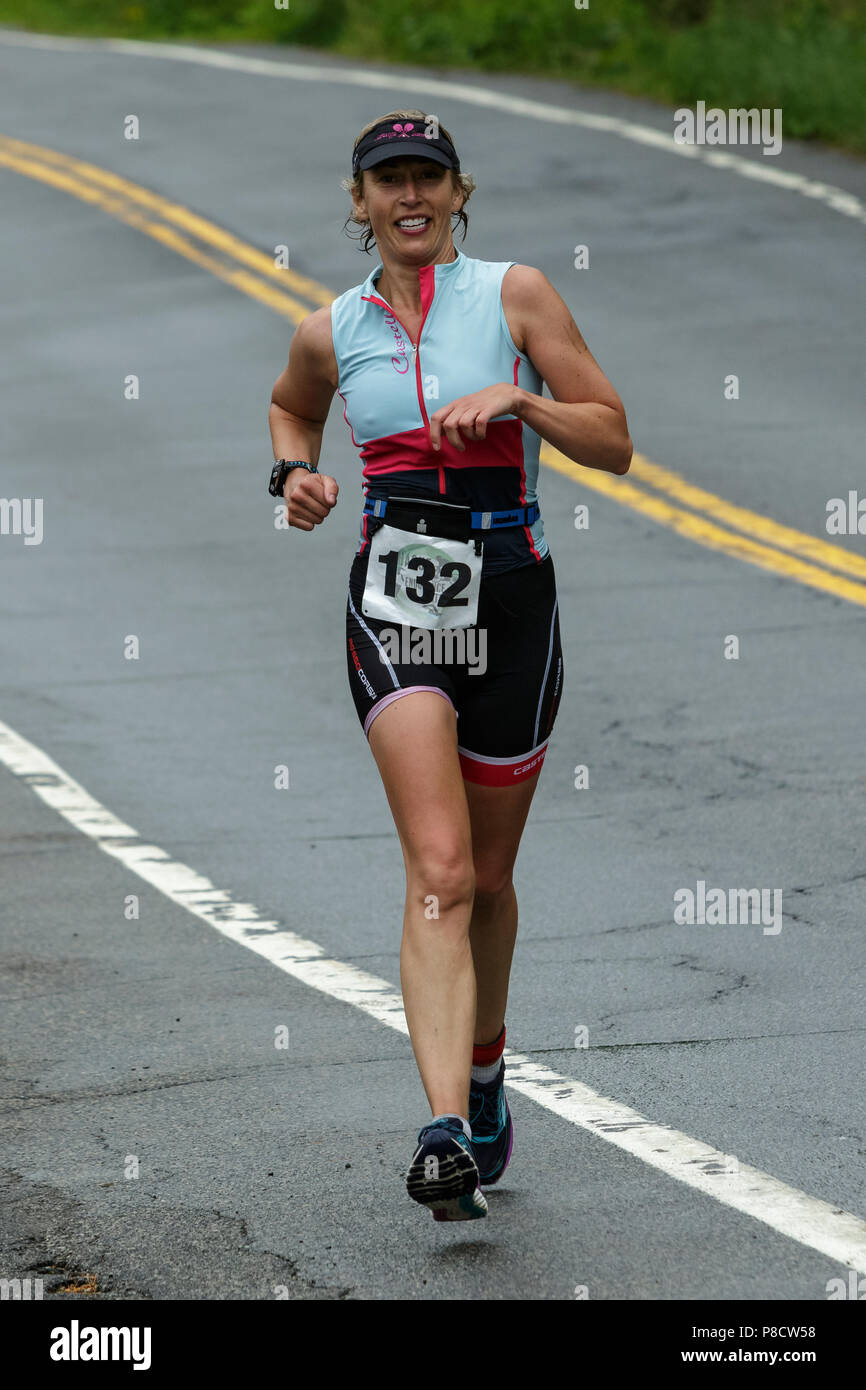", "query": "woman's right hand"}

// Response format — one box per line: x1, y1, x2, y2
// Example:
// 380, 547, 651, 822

284, 470, 339, 531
